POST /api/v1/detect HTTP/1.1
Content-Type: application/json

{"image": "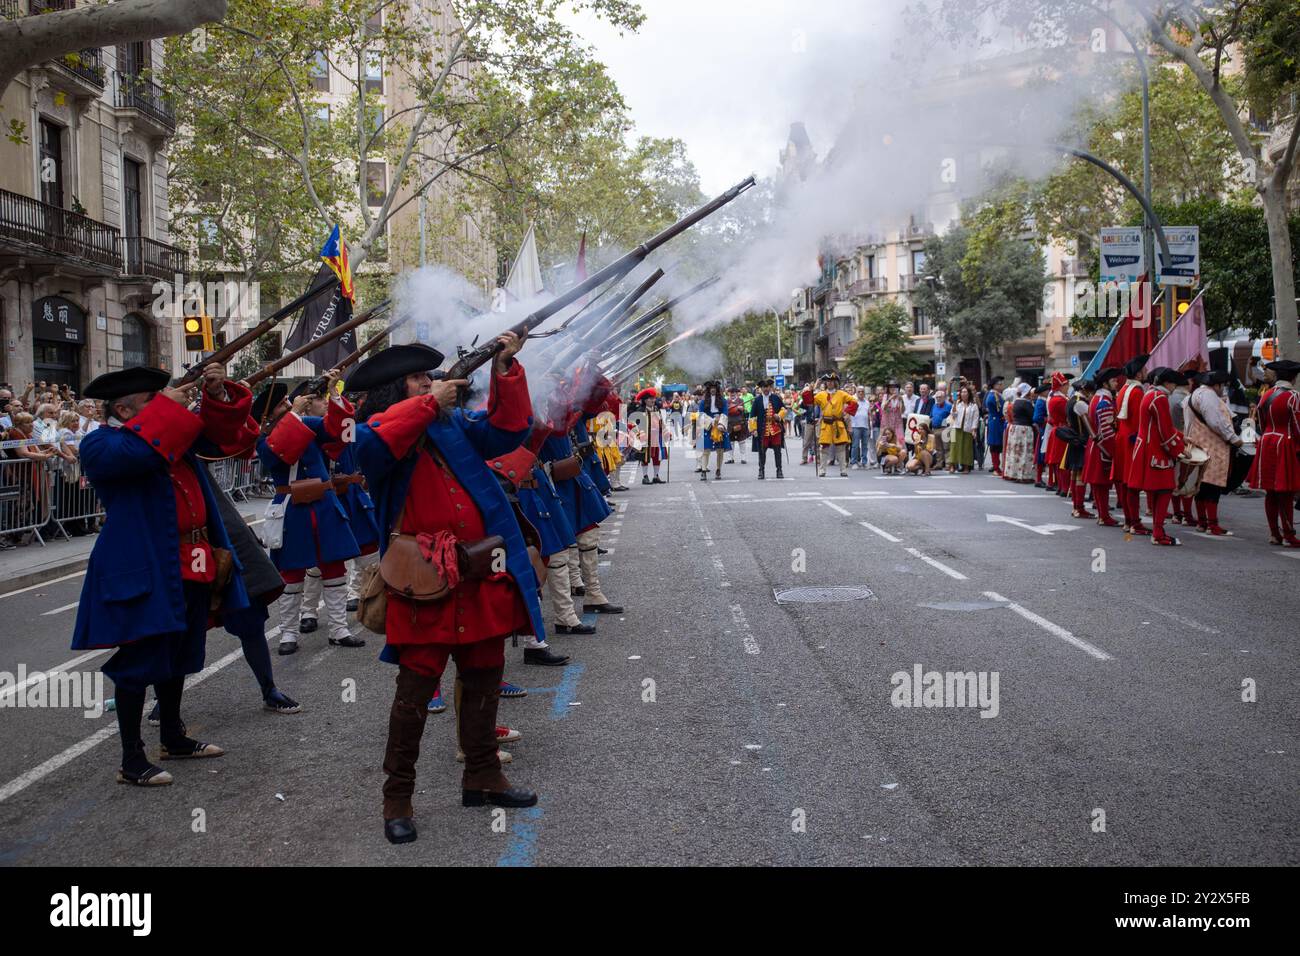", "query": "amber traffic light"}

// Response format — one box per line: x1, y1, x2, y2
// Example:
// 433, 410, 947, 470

184, 313, 214, 352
